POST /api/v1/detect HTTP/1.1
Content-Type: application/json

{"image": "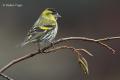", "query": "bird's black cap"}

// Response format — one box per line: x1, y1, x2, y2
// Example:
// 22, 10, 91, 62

47, 8, 57, 14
